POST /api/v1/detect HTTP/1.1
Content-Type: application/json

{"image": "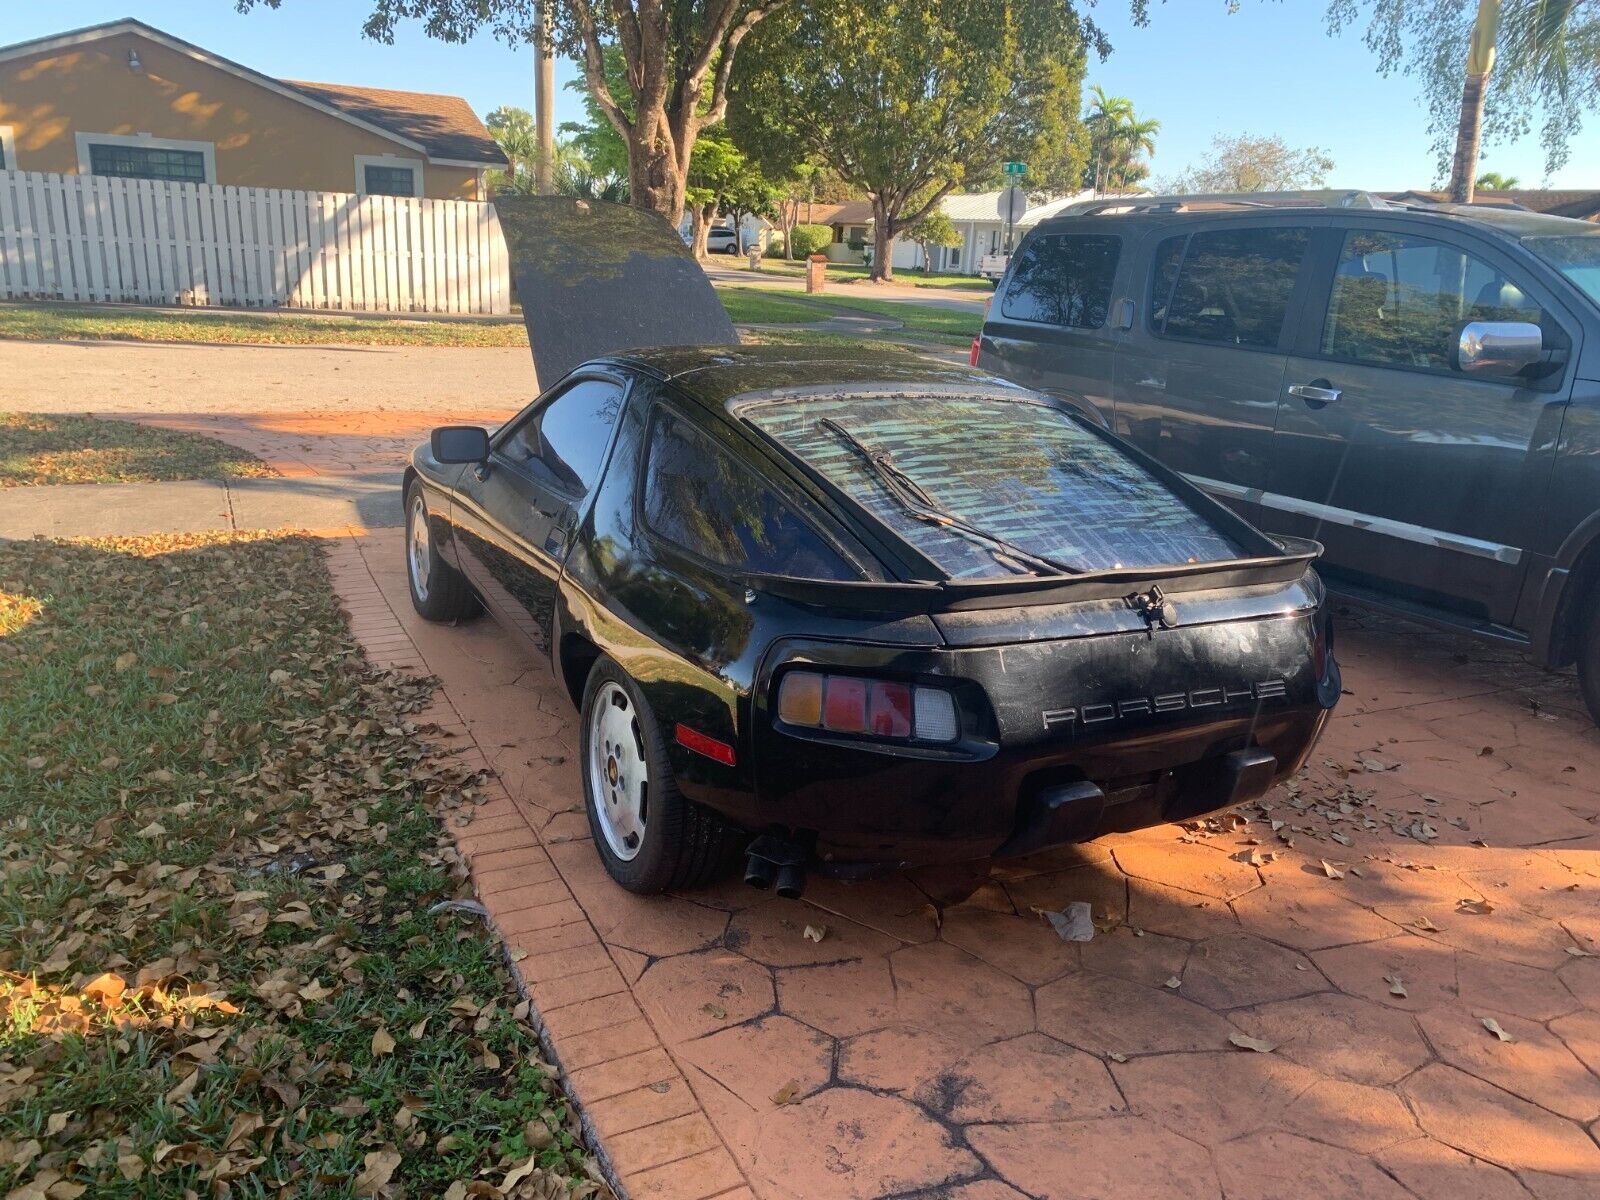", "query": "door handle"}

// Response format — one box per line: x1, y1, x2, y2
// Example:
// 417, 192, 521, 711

1287, 381, 1341, 407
